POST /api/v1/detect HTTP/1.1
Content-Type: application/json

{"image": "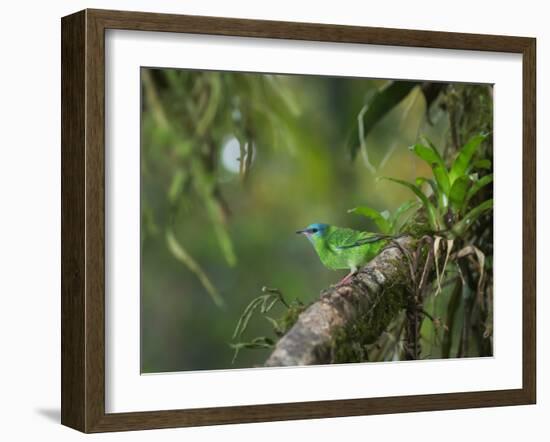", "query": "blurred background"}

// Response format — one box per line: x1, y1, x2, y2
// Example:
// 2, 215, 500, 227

140, 68, 490, 372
